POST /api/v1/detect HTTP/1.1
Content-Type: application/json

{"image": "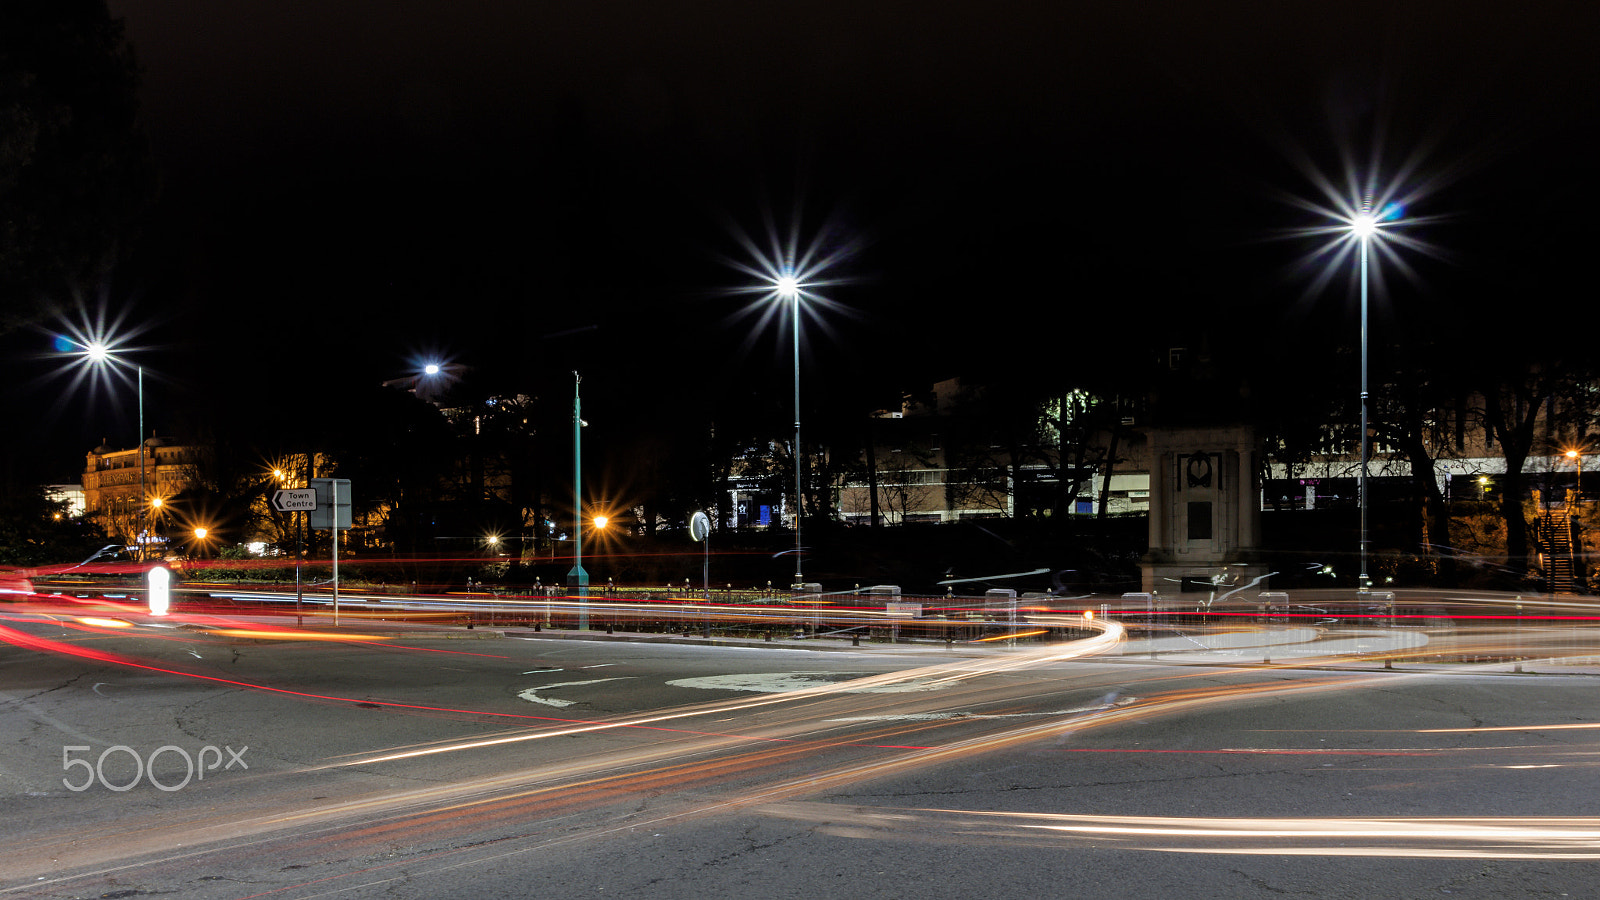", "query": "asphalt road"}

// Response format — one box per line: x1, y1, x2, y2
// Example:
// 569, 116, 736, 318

5, 616, 1600, 899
